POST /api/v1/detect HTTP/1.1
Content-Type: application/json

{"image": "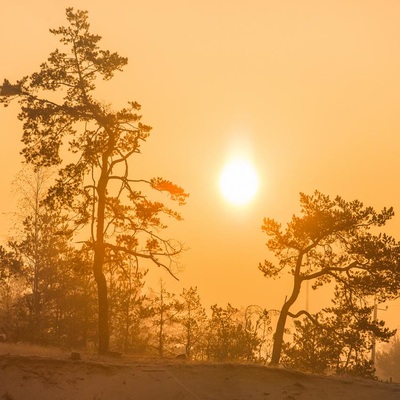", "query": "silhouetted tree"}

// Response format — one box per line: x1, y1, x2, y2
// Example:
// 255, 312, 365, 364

283, 285, 395, 377
107, 256, 148, 353
58, 246, 97, 348
0, 246, 23, 340
6, 167, 93, 345
177, 286, 207, 358
0, 246, 22, 282
148, 280, 181, 356
205, 304, 261, 362
282, 313, 336, 373
377, 335, 400, 382
1, 8, 188, 353
10, 167, 55, 340
244, 305, 276, 363
260, 191, 400, 365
